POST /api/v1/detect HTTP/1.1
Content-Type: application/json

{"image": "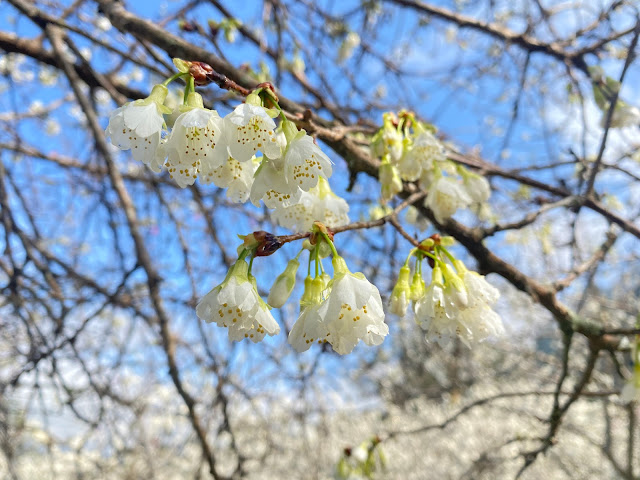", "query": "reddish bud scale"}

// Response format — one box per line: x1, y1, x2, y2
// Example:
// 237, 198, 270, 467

189, 61, 215, 86
251, 231, 283, 257
179, 20, 199, 32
